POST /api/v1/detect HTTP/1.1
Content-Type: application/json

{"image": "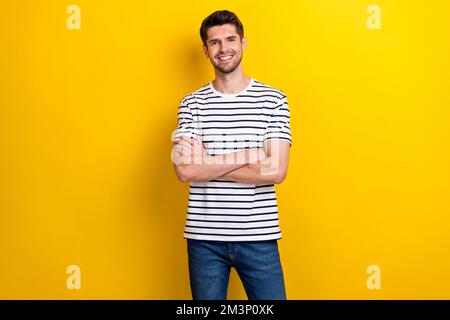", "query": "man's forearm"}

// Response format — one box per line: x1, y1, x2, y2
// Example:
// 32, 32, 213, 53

173, 148, 264, 182
219, 156, 284, 184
